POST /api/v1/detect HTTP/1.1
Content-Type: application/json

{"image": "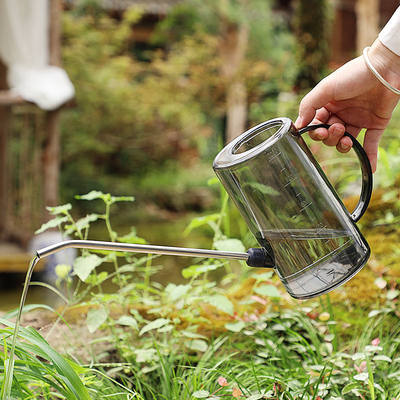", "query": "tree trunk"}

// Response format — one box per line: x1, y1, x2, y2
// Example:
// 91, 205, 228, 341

294, 0, 330, 90
355, 0, 379, 54
220, 22, 249, 144
226, 80, 247, 144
